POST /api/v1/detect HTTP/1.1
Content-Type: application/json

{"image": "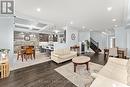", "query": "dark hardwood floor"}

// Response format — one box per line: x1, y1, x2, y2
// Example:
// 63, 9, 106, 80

84, 52, 107, 65
0, 52, 107, 87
